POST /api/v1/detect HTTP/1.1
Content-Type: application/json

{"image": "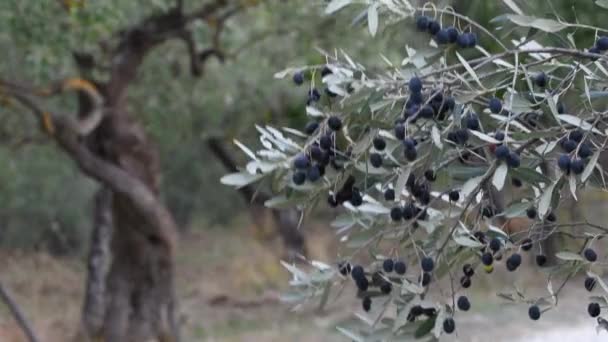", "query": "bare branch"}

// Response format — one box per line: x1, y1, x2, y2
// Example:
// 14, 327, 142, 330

0, 281, 40, 342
